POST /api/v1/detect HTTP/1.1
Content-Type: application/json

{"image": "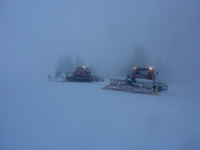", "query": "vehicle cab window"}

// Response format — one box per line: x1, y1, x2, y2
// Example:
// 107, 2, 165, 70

85, 68, 91, 75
